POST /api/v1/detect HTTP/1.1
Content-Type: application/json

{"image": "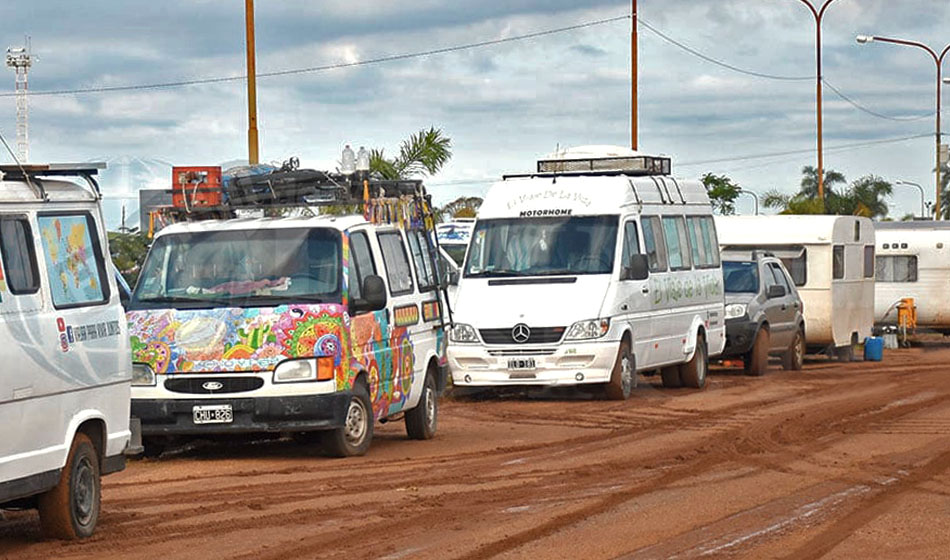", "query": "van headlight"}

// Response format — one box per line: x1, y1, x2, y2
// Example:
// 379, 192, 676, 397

565, 318, 610, 341
132, 363, 156, 387
273, 358, 335, 383
725, 304, 748, 319
450, 323, 479, 343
